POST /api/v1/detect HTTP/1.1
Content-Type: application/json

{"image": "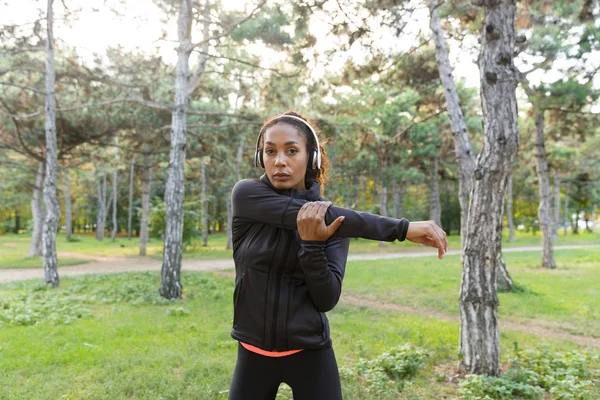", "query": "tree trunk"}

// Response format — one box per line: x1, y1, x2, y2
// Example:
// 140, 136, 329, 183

139, 144, 152, 256
201, 156, 208, 247
592, 206, 596, 233
226, 194, 233, 250
563, 183, 570, 236
378, 184, 388, 247
553, 170, 560, 242
65, 169, 72, 241
111, 137, 118, 241
14, 211, 21, 234
429, 0, 476, 248
533, 111, 555, 269
496, 215, 514, 291
359, 176, 365, 210
226, 136, 245, 250
29, 161, 45, 257
506, 175, 515, 242
160, 0, 193, 299
42, 0, 59, 288
392, 180, 403, 219
128, 159, 134, 240
96, 169, 107, 240
460, 0, 519, 376
429, 152, 442, 227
